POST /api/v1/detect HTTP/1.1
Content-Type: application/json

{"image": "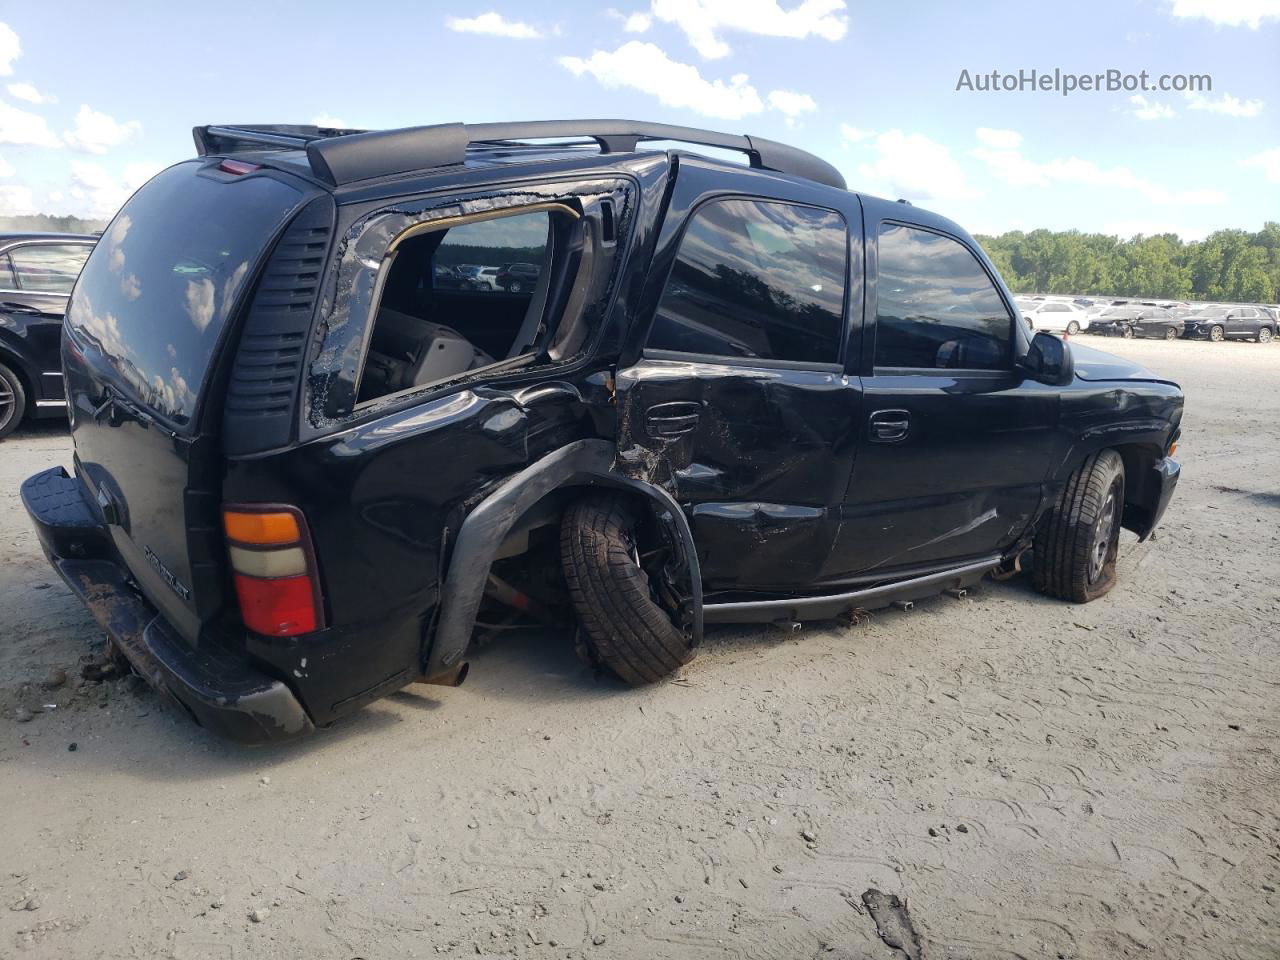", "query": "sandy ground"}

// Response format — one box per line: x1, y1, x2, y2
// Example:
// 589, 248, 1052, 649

1, 337, 1277, 960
